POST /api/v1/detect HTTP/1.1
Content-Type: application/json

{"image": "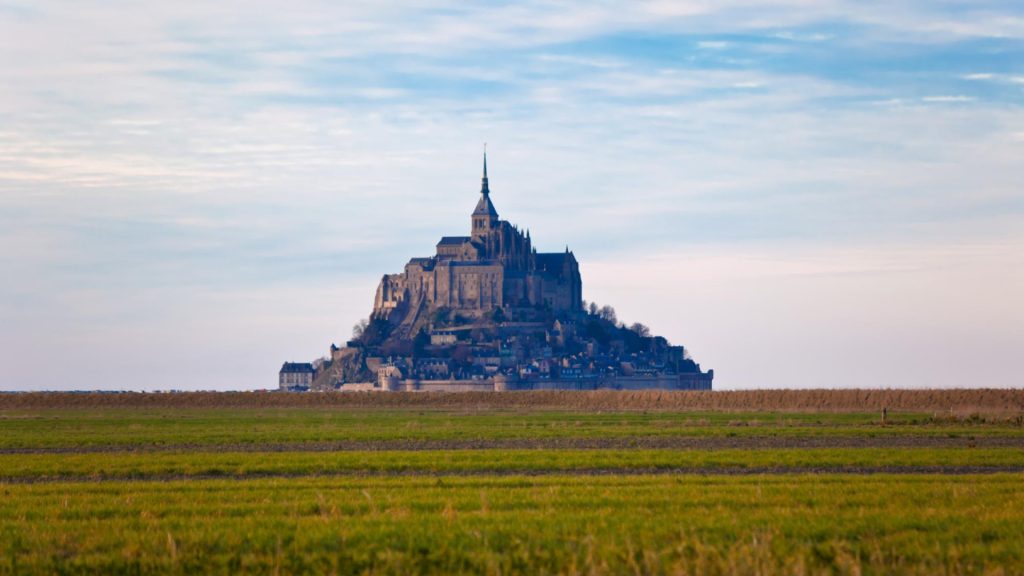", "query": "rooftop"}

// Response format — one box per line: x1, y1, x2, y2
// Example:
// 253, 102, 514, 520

280, 362, 315, 374
437, 236, 470, 246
